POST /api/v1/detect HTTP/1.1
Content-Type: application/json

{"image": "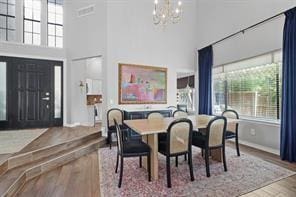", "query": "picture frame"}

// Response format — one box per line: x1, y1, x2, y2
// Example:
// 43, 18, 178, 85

118, 63, 167, 104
